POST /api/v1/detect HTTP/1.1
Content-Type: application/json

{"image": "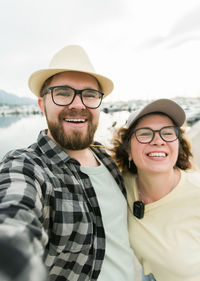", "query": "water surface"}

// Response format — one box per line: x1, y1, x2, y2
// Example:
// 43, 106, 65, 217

0, 111, 130, 160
